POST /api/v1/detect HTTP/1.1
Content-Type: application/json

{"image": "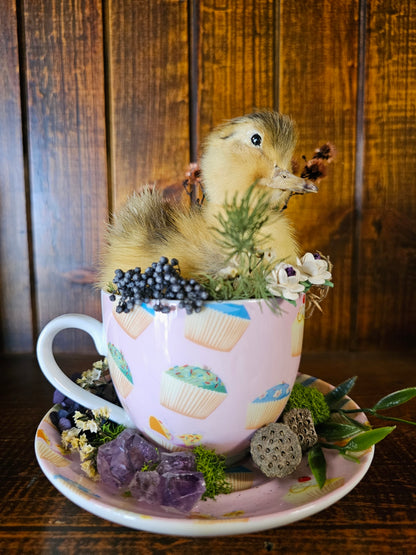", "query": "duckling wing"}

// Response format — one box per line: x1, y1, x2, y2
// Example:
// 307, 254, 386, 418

98, 187, 225, 287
